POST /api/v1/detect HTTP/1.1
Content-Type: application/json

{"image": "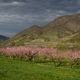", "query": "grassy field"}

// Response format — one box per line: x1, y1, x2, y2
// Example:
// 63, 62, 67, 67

0, 56, 80, 80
